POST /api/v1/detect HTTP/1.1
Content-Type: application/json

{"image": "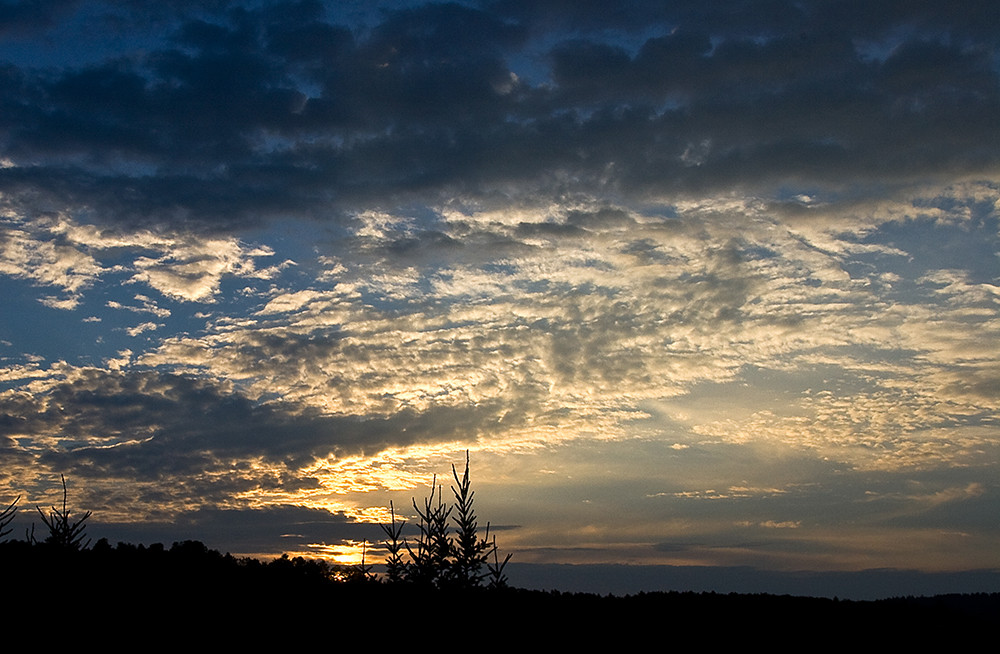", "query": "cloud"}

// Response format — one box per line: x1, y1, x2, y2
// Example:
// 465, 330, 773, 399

0, 215, 103, 308
157, 504, 378, 555
125, 321, 160, 337
128, 236, 275, 302
73, 503, 378, 556
113, 186, 992, 472
0, 0, 79, 37
258, 289, 324, 315
0, 212, 278, 305
0, 1, 998, 575
4, 181, 995, 522
108, 295, 171, 318
0, 363, 516, 515
0, 1, 996, 230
